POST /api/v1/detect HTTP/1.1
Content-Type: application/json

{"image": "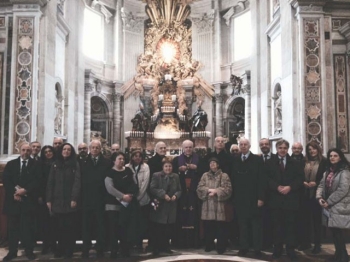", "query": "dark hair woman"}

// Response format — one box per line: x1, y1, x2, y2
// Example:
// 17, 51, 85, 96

46, 143, 81, 259
299, 141, 327, 253
316, 148, 350, 262
197, 157, 232, 254
149, 157, 182, 256
105, 152, 139, 258
37, 146, 56, 254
